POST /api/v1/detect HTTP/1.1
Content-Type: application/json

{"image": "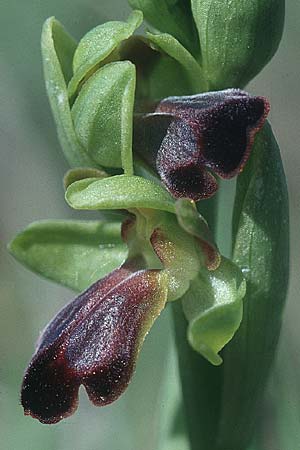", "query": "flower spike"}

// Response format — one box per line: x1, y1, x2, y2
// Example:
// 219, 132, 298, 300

21, 264, 168, 424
